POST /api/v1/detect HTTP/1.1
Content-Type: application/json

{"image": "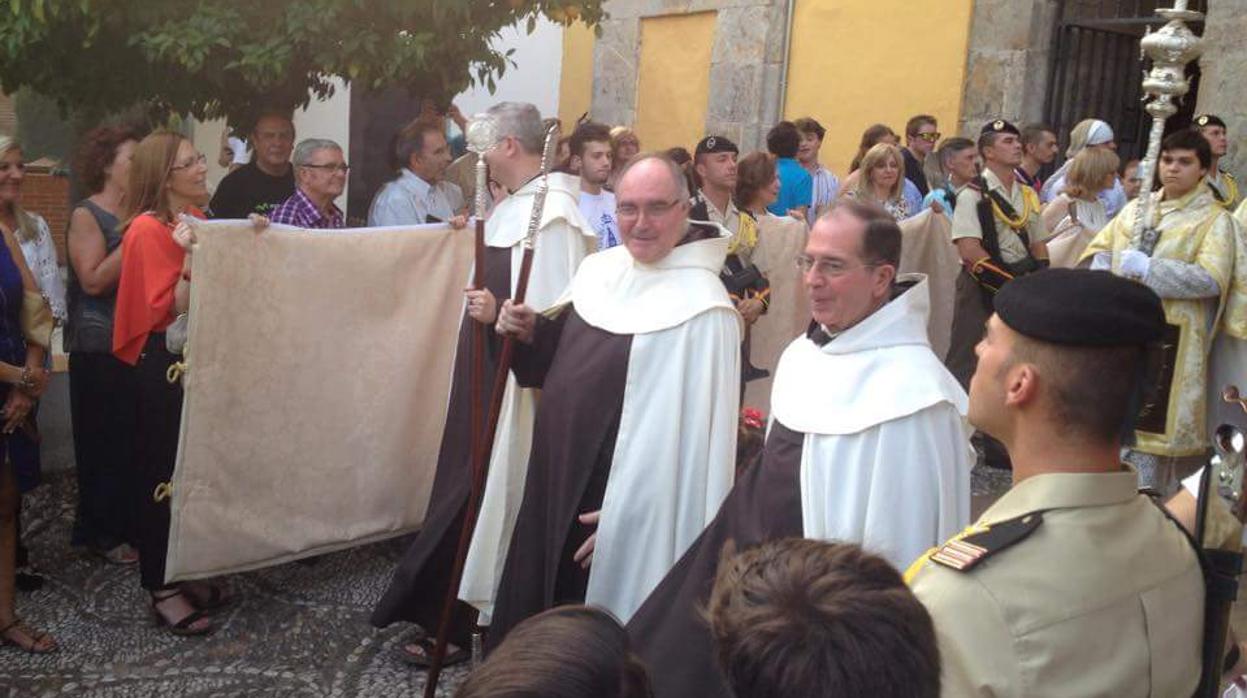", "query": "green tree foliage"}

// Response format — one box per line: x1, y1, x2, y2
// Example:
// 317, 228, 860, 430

0, 0, 604, 127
